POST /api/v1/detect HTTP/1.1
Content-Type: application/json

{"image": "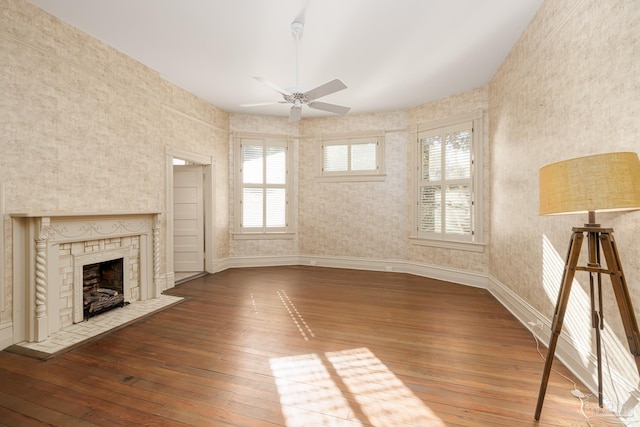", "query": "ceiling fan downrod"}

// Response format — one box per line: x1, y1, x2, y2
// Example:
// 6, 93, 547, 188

291, 21, 304, 88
